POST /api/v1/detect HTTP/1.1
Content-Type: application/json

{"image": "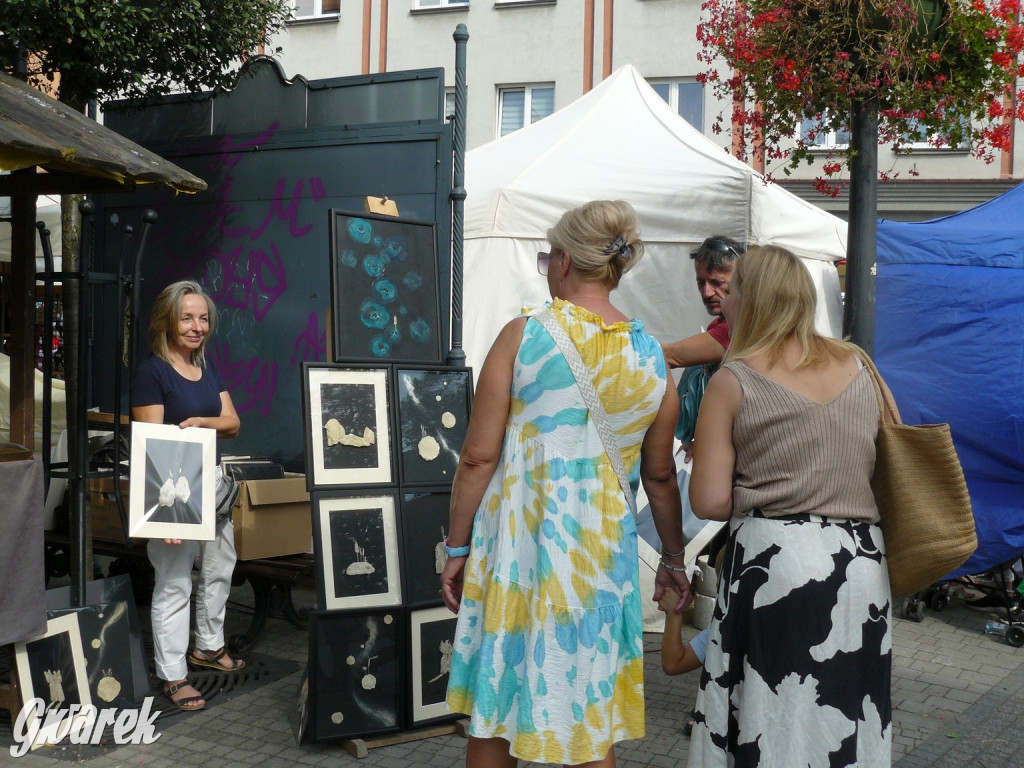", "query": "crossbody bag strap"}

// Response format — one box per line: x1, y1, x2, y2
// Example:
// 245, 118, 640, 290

534, 311, 638, 519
